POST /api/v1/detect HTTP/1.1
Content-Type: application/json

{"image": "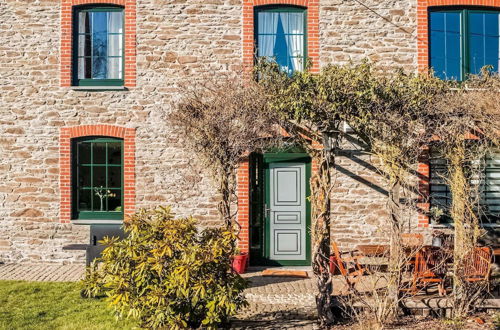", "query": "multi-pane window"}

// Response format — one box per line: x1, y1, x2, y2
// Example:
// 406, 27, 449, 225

429, 149, 500, 223
74, 6, 124, 86
72, 137, 123, 220
255, 6, 306, 74
484, 152, 500, 221
429, 8, 500, 80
